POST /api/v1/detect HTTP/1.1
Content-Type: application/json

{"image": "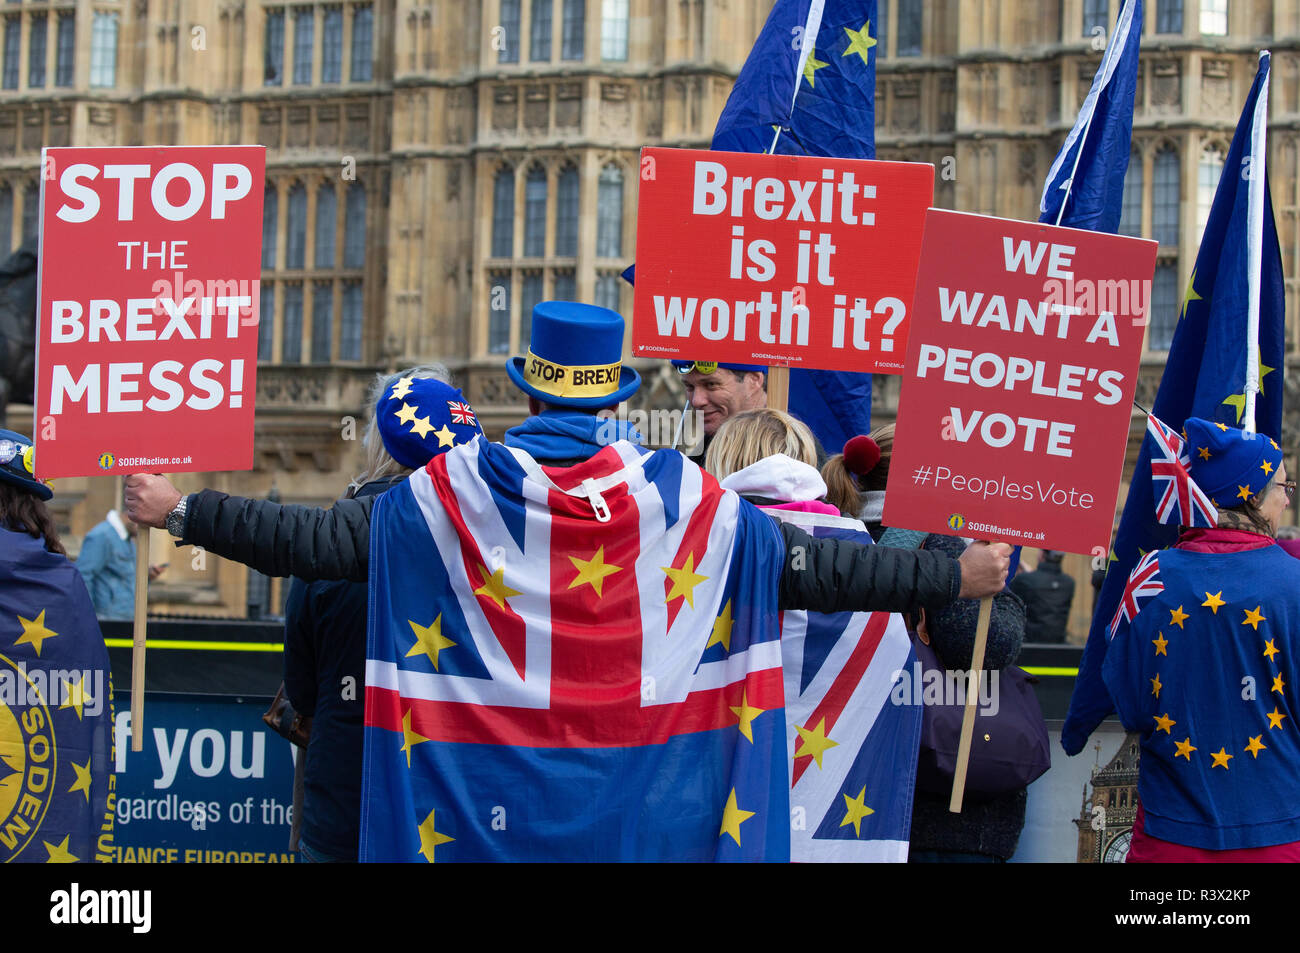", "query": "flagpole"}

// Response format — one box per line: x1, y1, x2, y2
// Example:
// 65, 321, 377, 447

1243, 51, 1270, 435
